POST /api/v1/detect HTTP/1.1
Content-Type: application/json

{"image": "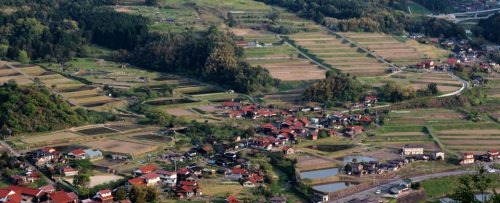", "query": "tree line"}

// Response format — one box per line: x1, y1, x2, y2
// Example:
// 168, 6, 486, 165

0, 82, 114, 136
255, 0, 465, 38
